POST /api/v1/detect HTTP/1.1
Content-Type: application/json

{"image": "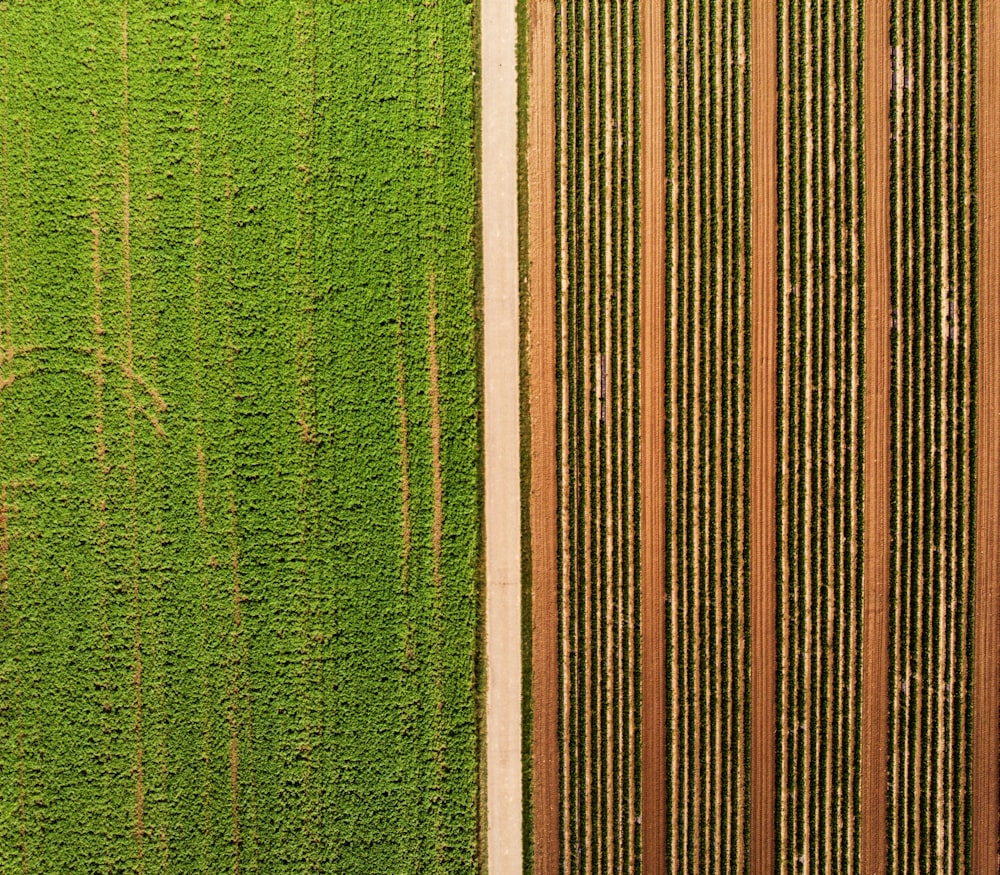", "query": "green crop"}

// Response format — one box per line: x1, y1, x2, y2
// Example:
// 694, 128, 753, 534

0, 2, 480, 873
